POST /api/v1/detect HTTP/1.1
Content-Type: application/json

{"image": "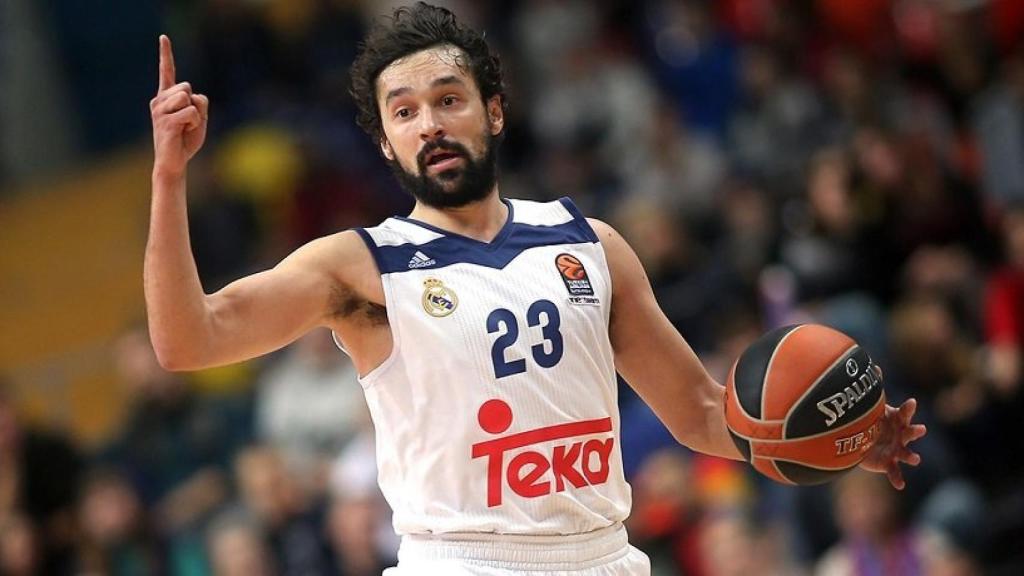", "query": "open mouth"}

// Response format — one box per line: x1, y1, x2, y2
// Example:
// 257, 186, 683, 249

424, 149, 465, 172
